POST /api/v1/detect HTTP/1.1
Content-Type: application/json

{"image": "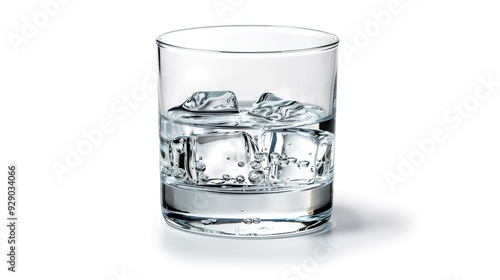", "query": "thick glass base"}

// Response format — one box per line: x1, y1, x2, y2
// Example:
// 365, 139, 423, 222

161, 183, 333, 238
